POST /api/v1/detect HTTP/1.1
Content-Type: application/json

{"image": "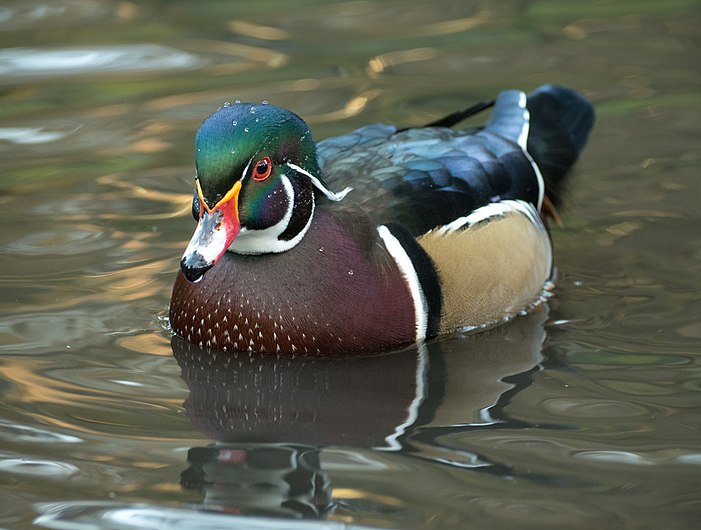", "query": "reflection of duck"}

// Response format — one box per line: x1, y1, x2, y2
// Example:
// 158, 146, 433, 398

173, 306, 548, 517
181, 444, 333, 519
170, 85, 593, 354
